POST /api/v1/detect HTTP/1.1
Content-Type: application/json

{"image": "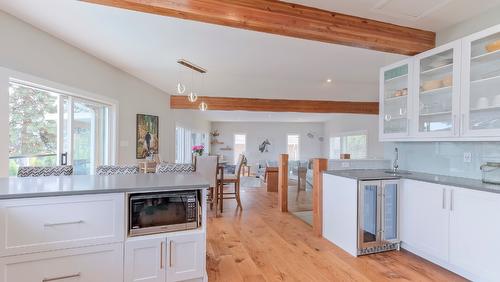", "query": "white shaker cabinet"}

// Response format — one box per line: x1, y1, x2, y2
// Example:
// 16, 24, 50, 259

400, 180, 450, 263
125, 236, 166, 282
125, 231, 205, 282
449, 187, 500, 282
